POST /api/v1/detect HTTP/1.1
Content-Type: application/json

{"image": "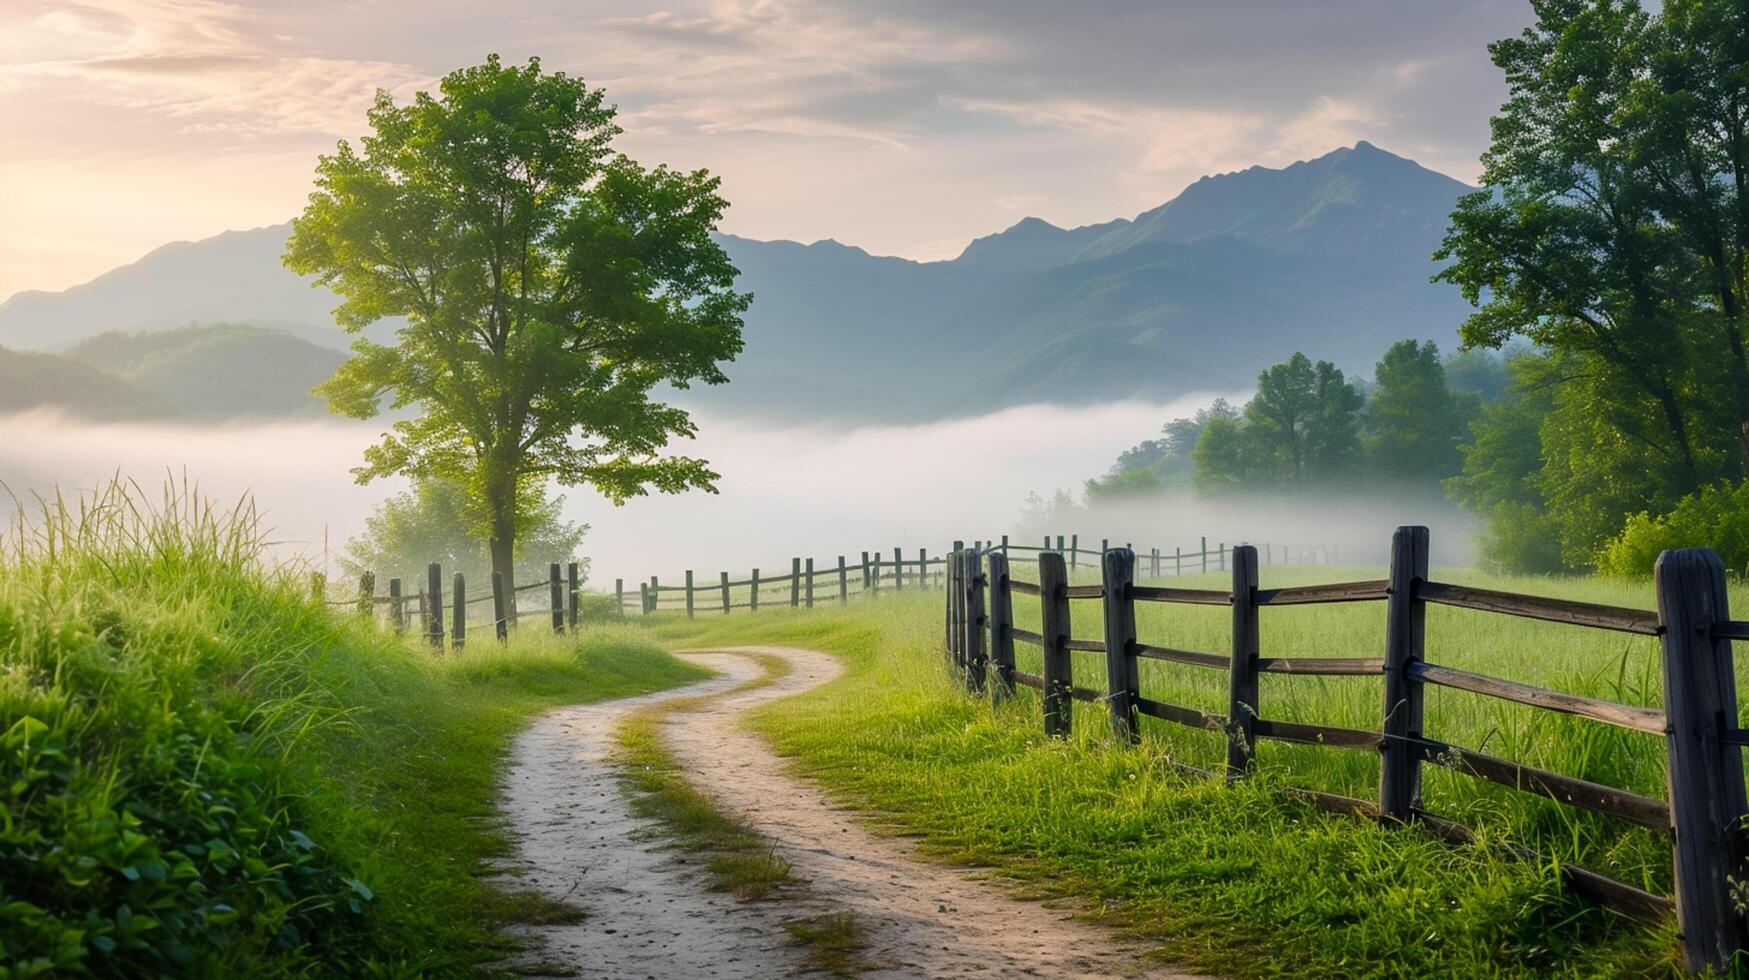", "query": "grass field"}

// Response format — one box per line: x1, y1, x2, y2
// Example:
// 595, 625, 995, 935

0, 484, 708, 977
643, 561, 1744, 978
